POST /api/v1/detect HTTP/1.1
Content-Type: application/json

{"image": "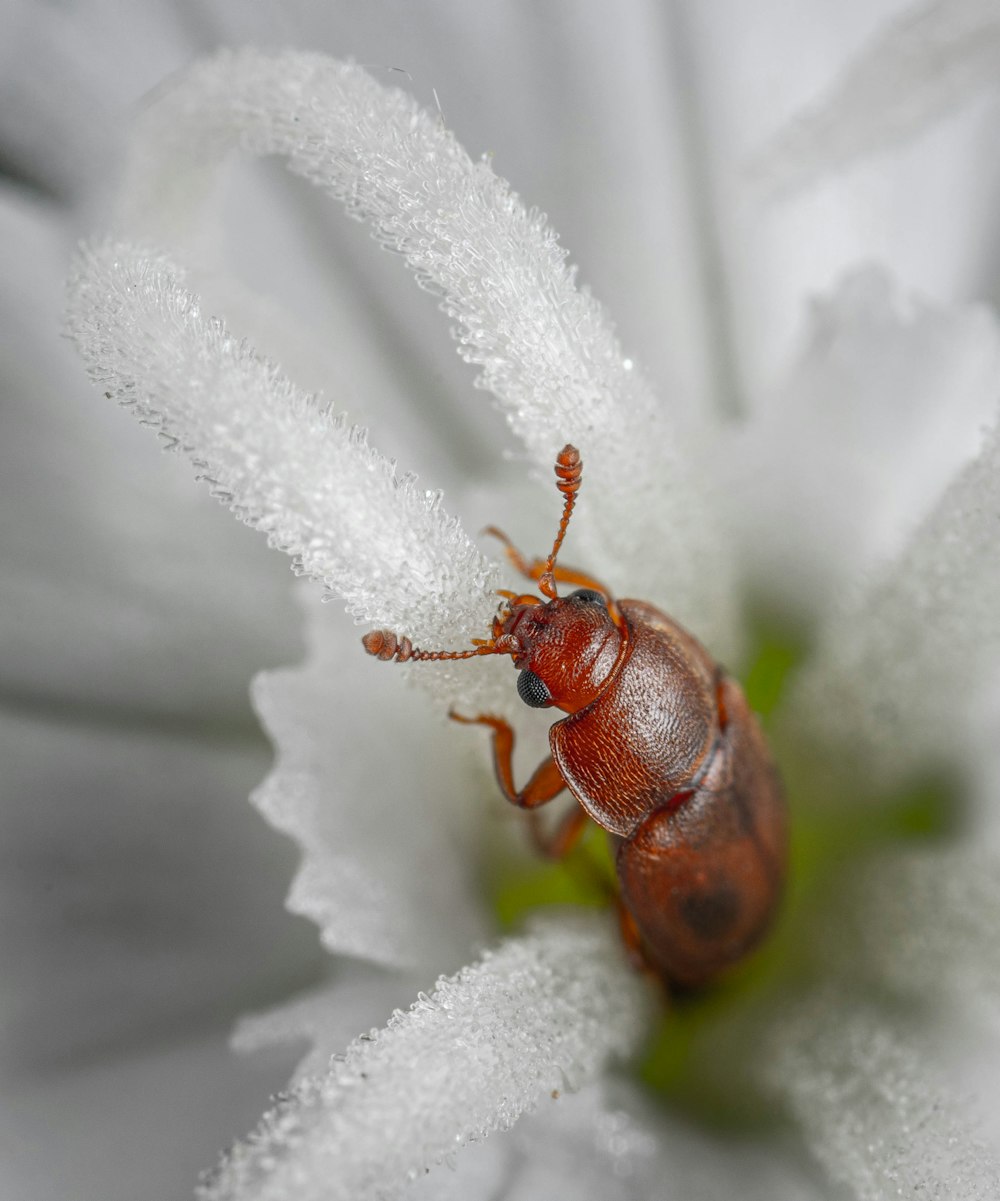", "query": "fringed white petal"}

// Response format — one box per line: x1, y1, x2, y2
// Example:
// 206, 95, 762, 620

762, 991, 1000, 1200
249, 592, 493, 969
115, 48, 738, 656
199, 913, 653, 1201
65, 240, 500, 671
749, 0, 1000, 194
